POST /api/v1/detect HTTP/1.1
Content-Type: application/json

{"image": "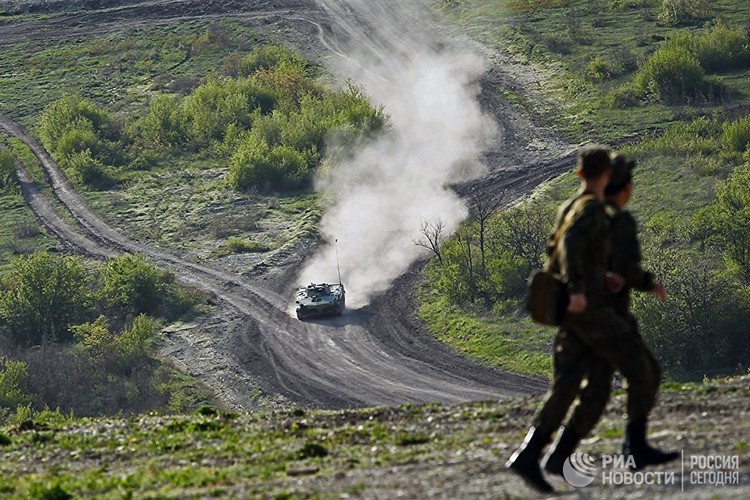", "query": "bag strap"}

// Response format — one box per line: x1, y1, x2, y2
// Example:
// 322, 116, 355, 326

545, 194, 597, 271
